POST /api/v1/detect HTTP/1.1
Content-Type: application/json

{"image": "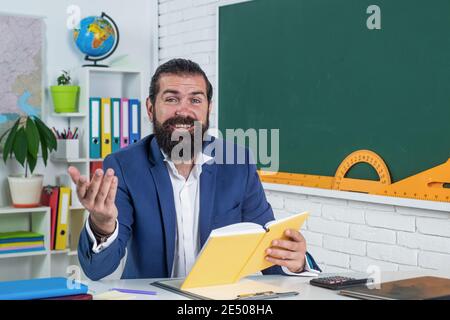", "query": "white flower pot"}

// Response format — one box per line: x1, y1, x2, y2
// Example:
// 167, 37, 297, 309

8, 174, 44, 208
